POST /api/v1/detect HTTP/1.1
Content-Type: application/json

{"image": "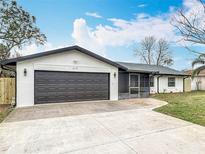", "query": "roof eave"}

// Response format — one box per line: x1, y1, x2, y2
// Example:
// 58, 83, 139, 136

125, 69, 187, 76
158, 73, 189, 76
127, 69, 159, 74
0, 45, 127, 70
